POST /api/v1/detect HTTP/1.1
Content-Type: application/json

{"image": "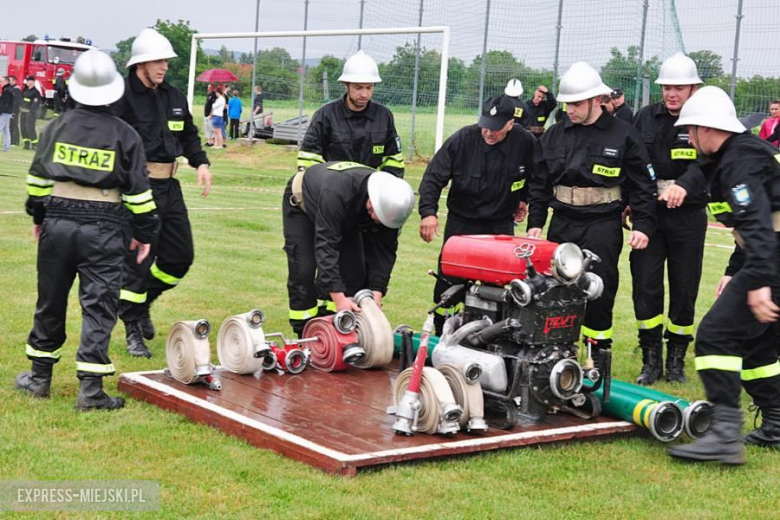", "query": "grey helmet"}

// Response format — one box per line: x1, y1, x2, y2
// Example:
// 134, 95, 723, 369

367, 171, 415, 229
68, 49, 125, 106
